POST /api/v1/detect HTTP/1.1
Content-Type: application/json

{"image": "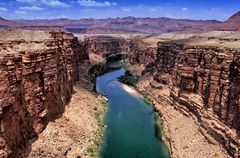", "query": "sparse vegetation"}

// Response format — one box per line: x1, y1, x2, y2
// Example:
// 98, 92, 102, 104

118, 61, 152, 104
118, 60, 138, 86
135, 86, 165, 140
154, 111, 164, 139
118, 69, 138, 86
88, 59, 109, 92
138, 88, 152, 104
87, 98, 108, 158
118, 63, 165, 140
